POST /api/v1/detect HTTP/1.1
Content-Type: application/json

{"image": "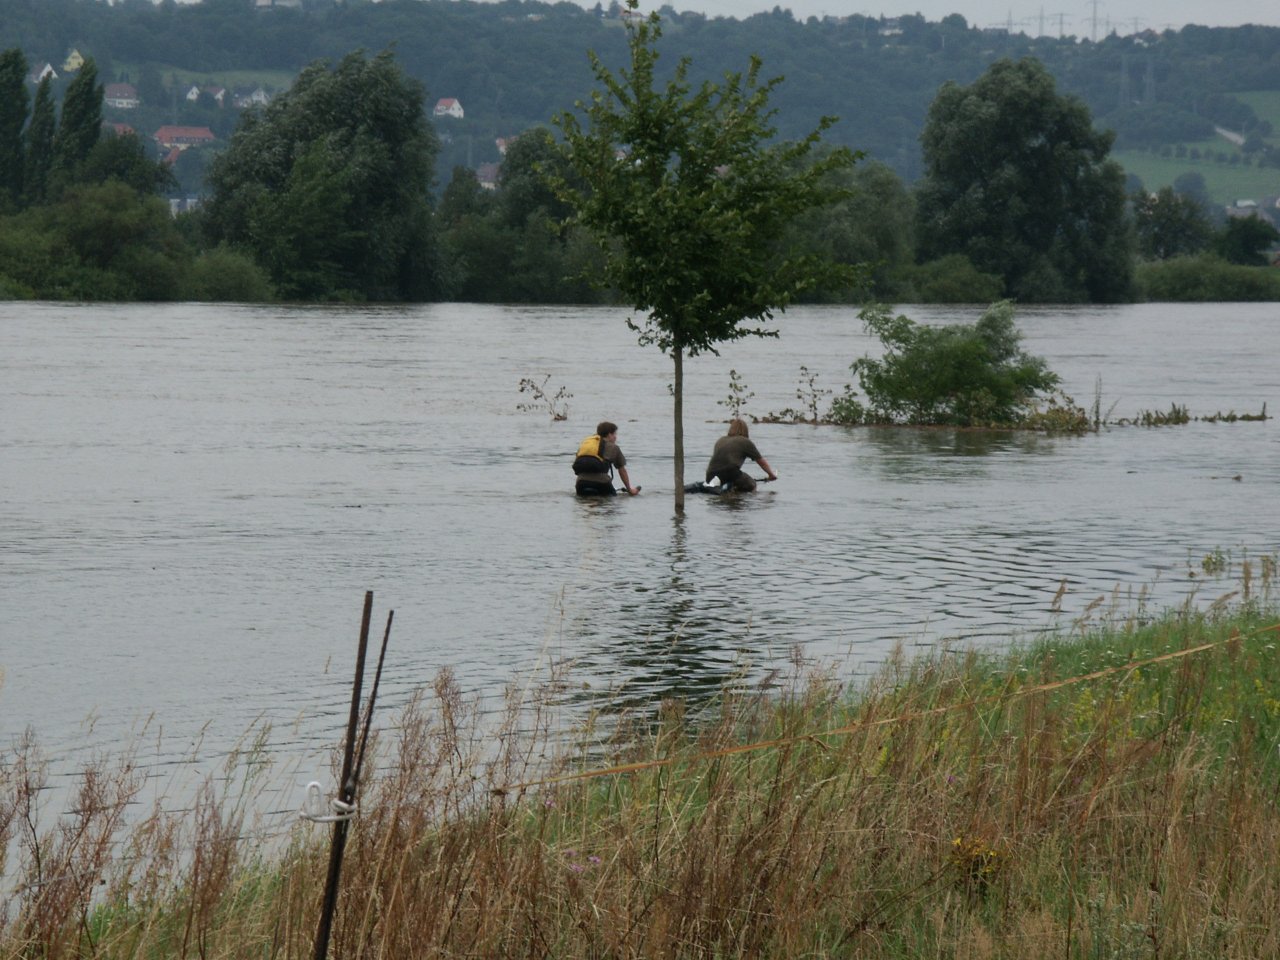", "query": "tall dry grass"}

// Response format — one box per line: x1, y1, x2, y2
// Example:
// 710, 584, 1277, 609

3, 601, 1279, 959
